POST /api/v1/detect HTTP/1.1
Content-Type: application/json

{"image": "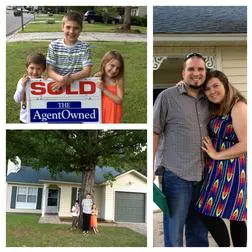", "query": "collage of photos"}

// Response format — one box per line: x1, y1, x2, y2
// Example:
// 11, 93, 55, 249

5, 5, 147, 248
4, 3, 248, 249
